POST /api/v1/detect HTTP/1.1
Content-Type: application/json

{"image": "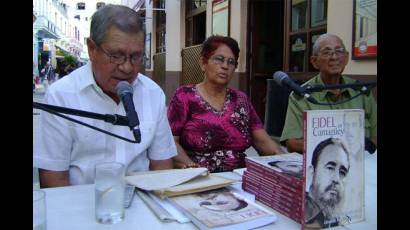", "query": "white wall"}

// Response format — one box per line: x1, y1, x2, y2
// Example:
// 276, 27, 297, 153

327, 0, 377, 75
230, 0, 247, 73
166, 0, 182, 71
